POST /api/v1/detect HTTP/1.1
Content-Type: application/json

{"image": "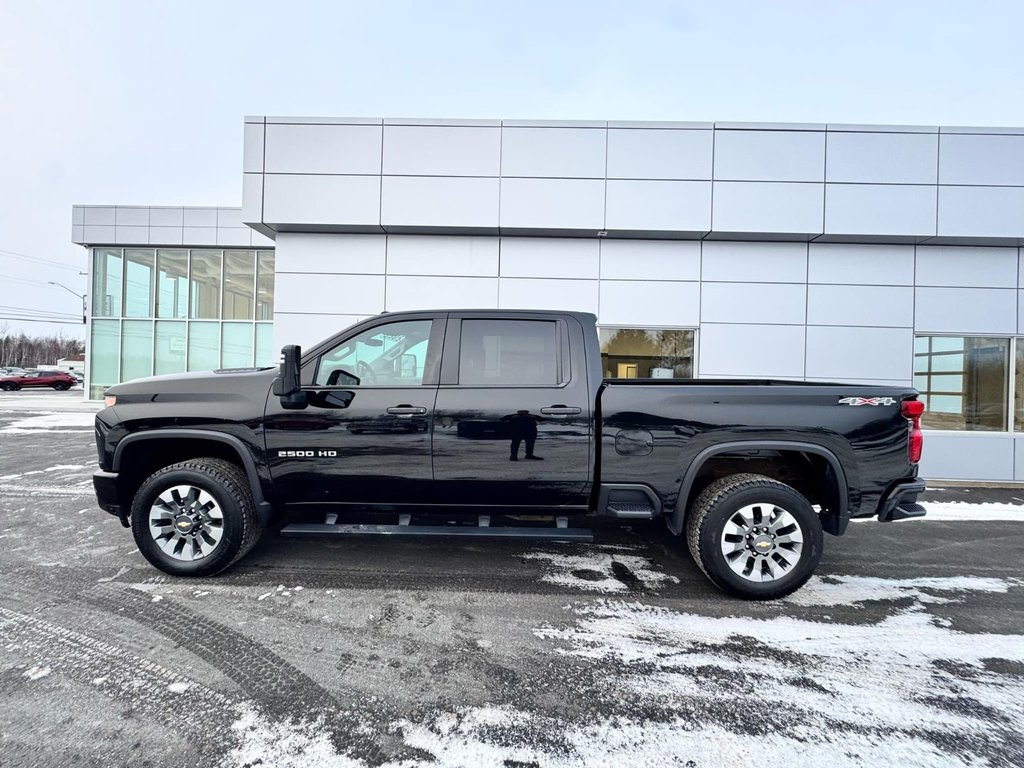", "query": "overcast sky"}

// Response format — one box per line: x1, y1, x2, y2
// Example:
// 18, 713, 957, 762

1, 0, 1022, 339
